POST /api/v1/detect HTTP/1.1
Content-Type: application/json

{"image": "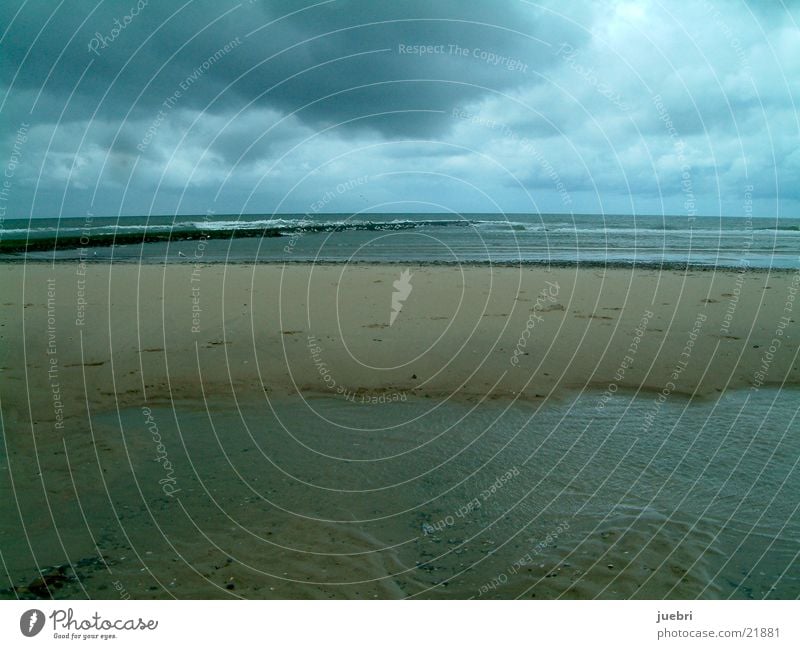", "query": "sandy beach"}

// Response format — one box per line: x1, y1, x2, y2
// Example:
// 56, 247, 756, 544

2, 262, 798, 414
1, 262, 799, 599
